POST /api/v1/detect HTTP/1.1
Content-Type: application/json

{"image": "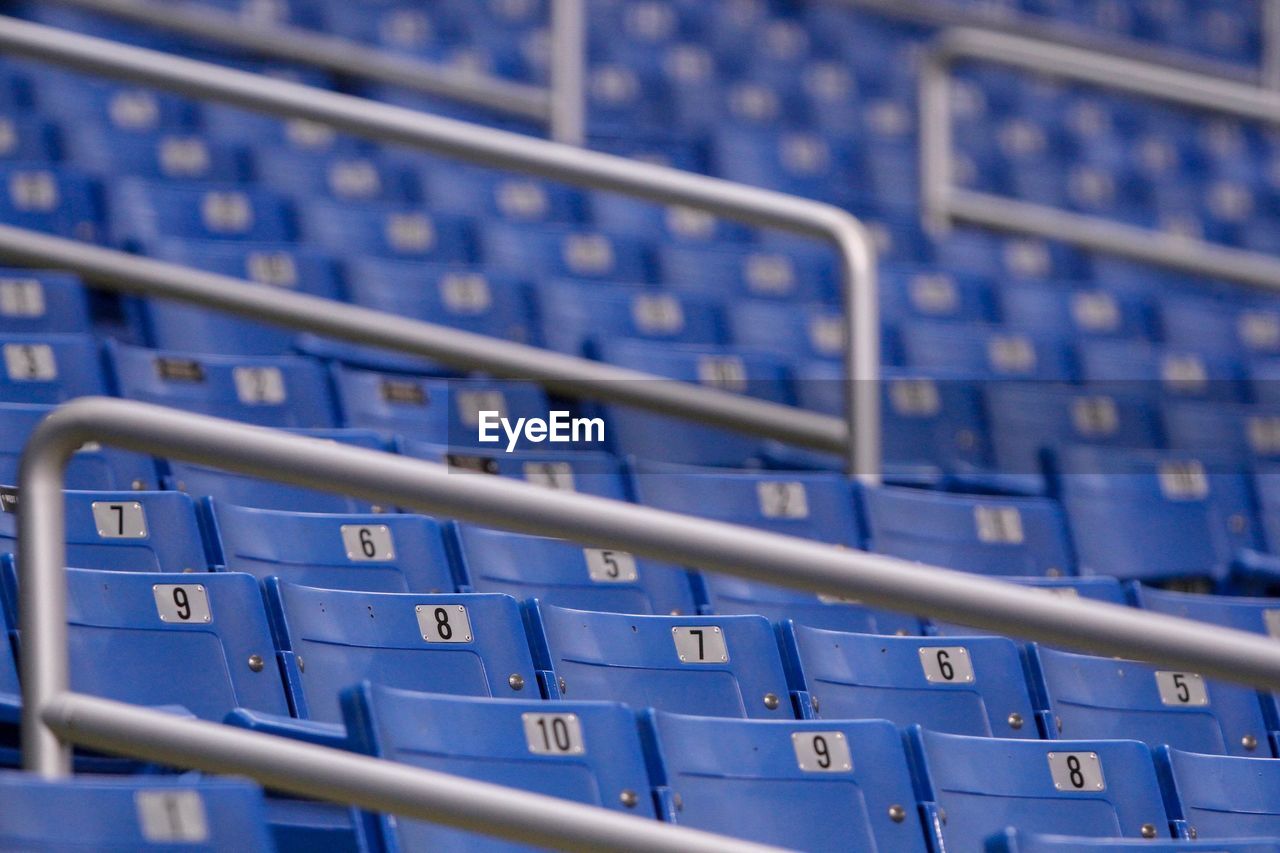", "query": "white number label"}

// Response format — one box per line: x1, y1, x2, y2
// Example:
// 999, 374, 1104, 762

672, 626, 728, 663
158, 137, 211, 178
974, 506, 1024, 544
4, 343, 56, 381
792, 731, 852, 772
757, 481, 809, 519
233, 366, 286, 405
153, 584, 211, 623
563, 234, 615, 275
745, 254, 795, 295
1249, 417, 1280, 454
340, 525, 395, 561
920, 647, 975, 683
697, 355, 747, 393
522, 713, 586, 755
386, 213, 435, 252
328, 160, 381, 200
457, 391, 506, 428
8, 171, 58, 212
987, 335, 1036, 373
807, 315, 844, 356
439, 273, 492, 314
201, 191, 254, 234
497, 180, 549, 219
109, 90, 159, 130
0, 279, 45, 317
246, 252, 298, 288
523, 461, 576, 492
631, 294, 684, 334
92, 501, 147, 538
1240, 312, 1280, 351
584, 548, 638, 583
1071, 396, 1118, 437
1161, 354, 1208, 394
1047, 751, 1105, 792
1070, 292, 1120, 332
1155, 671, 1209, 706
889, 379, 941, 417
1158, 460, 1209, 500
909, 274, 959, 315
135, 790, 209, 842
416, 604, 472, 643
